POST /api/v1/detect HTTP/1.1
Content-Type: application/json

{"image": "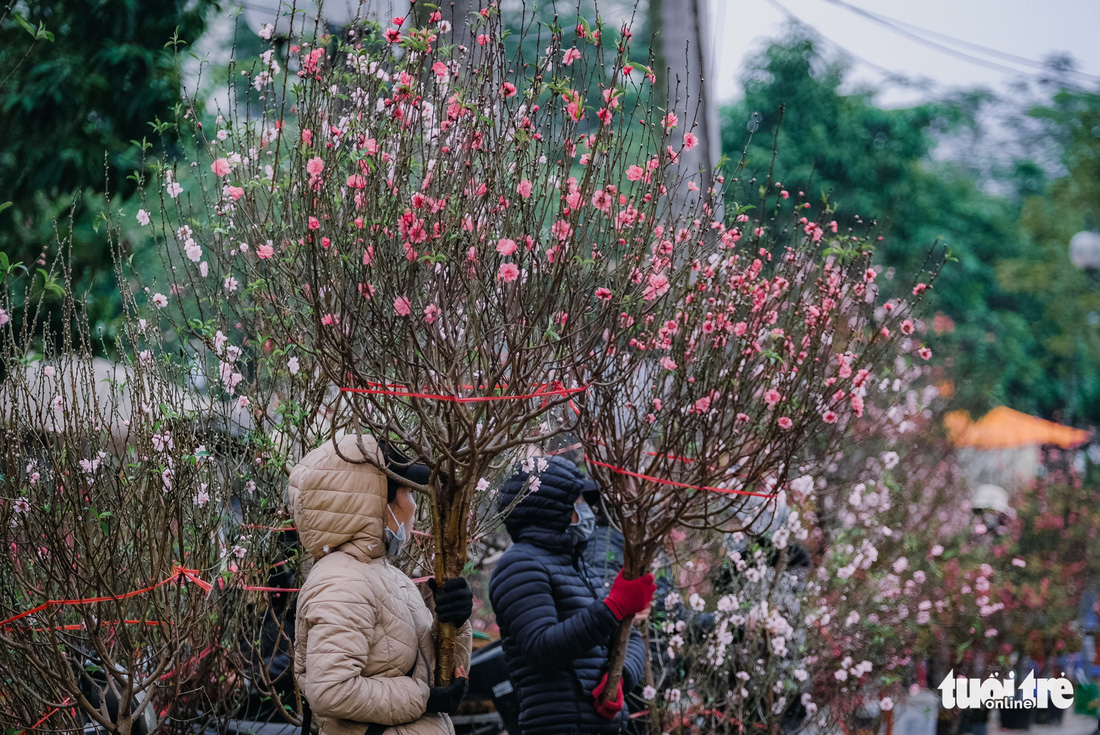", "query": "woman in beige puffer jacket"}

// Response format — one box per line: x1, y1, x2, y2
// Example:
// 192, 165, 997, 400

290, 434, 473, 735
